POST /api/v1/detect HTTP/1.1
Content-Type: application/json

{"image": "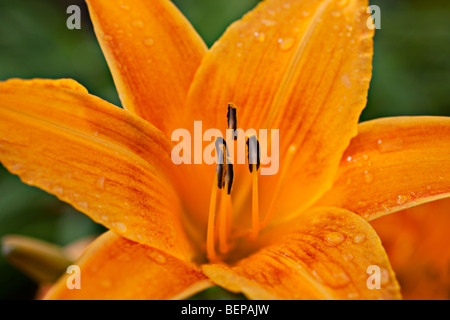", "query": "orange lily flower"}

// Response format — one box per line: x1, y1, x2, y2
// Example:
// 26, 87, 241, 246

0, 0, 449, 300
